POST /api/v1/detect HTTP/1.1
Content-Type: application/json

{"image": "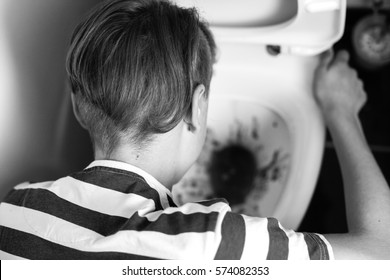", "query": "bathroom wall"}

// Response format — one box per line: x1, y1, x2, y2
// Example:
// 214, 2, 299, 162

0, 0, 100, 200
